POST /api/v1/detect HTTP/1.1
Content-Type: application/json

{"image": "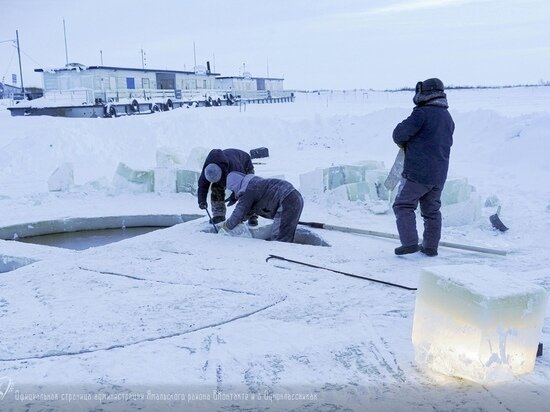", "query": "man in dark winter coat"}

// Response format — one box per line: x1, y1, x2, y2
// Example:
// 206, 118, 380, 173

197, 148, 256, 225
392, 78, 455, 257
222, 172, 304, 243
